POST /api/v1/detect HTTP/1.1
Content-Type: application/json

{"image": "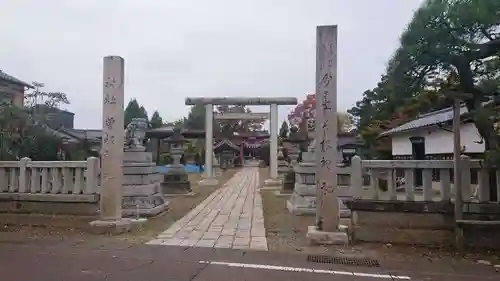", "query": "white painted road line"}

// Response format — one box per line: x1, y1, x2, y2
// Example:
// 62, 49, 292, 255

199, 261, 411, 280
